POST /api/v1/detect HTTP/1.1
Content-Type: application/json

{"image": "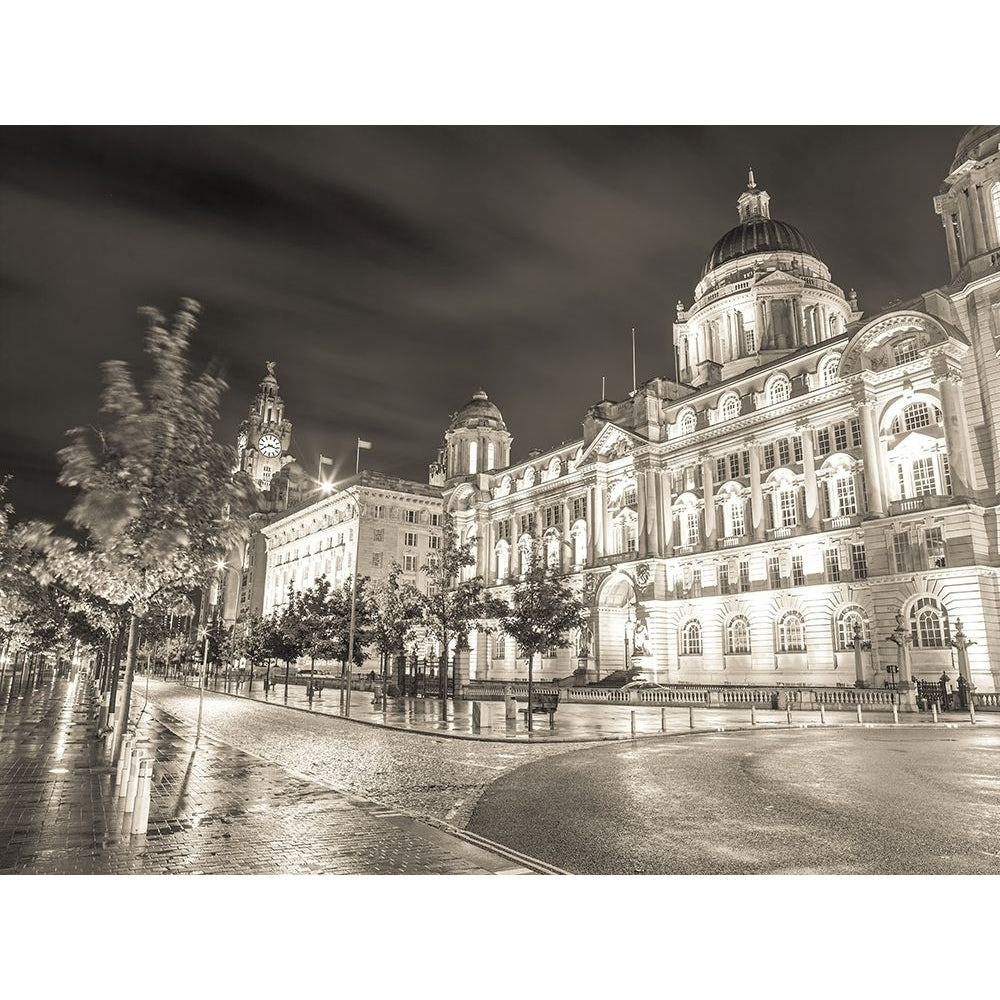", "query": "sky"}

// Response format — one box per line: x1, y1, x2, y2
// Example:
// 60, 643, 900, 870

0, 125, 969, 525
